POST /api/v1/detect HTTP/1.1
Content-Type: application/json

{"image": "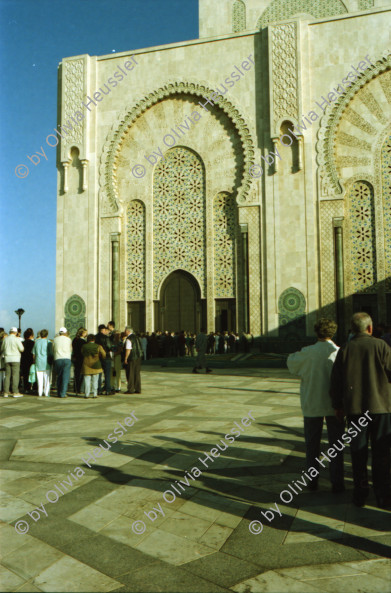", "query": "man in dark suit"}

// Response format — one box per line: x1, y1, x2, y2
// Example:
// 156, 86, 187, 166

124, 327, 142, 394
95, 324, 114, 395
330, 312, 391, 508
